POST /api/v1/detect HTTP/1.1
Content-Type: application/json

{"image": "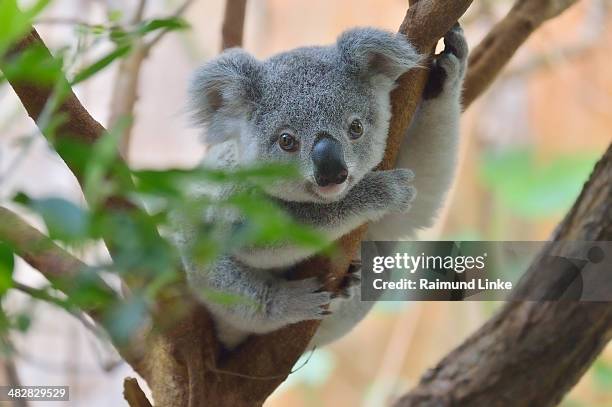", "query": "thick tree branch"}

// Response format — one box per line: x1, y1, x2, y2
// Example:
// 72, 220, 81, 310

221, 0, 247, 50
3, 30, 135, 213
395, 143, 612, 407
4, 31, 105, 147
463, 0, 580, 107
0, 207, 92, 283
